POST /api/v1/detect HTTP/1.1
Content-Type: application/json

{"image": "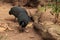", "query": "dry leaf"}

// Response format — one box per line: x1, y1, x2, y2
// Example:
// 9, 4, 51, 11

0, 27, 6, 32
